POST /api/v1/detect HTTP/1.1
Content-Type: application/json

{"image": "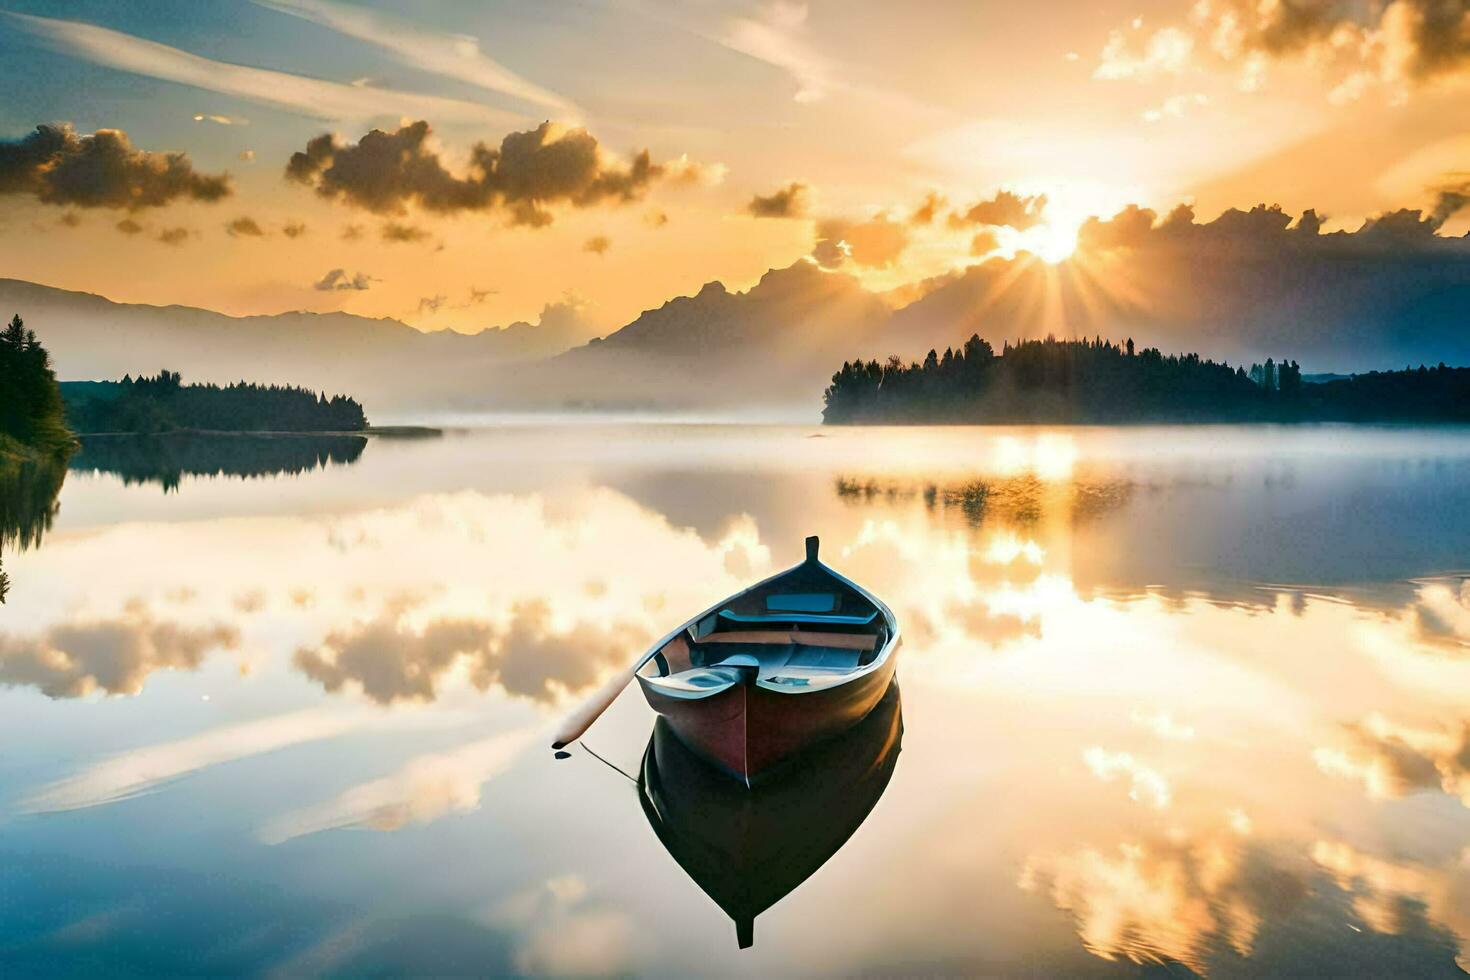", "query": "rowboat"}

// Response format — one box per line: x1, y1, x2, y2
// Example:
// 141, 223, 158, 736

640, 682, 903, 948
634, 536, 900, 784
